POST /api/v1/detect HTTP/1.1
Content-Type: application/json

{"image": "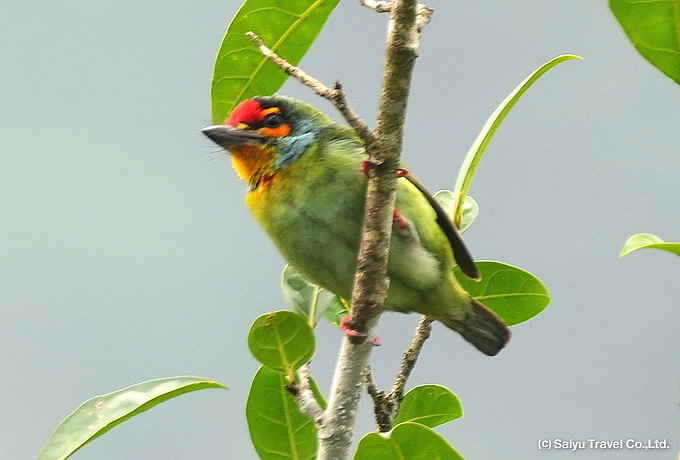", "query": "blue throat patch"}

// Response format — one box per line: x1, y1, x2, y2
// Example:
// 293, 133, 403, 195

271, 119, 319, 170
